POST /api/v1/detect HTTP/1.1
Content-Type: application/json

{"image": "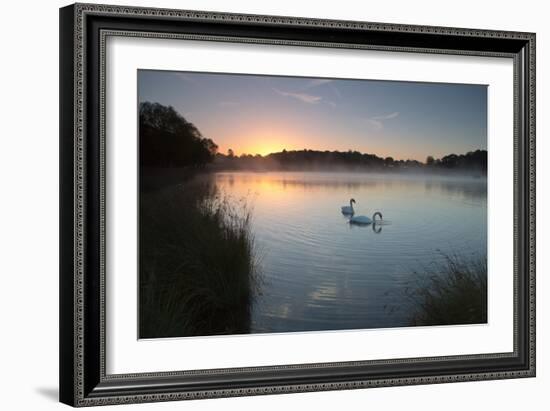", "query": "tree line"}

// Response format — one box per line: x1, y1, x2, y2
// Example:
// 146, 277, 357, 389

139, 101, 487, 173
217, 148, 487, 173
